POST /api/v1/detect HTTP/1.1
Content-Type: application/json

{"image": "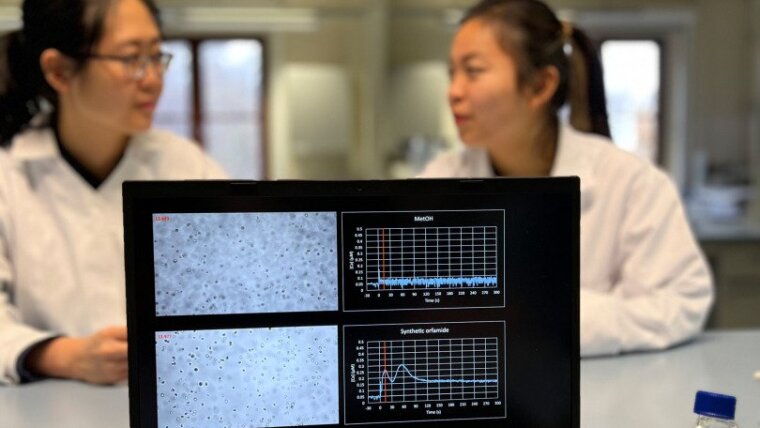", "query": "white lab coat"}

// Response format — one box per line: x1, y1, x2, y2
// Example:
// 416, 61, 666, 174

420, 126, 714, 356
0, 127, 227, 384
